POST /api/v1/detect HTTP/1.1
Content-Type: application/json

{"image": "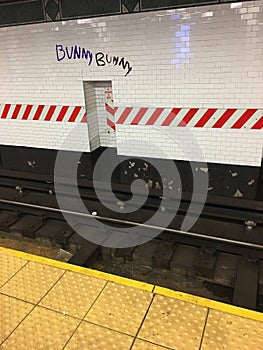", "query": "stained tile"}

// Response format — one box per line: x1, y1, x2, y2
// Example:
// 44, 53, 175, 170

40, 271, 106, 318
0, 261, 64, 303
86, 282, 153, 336
139, 294, 208, 349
